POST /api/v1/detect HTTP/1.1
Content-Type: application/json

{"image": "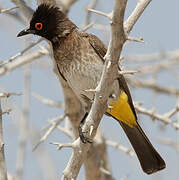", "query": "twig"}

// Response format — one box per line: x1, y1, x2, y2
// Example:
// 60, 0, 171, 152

87, 8, 112, 20
163, 105, 179, 118
0, 6, 18, 14
82, 22, 94, 32
125, 49, 179, 62
120, 175, 128, 180
60, 0, 78, 10
118, 70, 138, 75
56, 117, 74, 139
0, 109, 11, 116
0, 38, 43, 67
56, 125, 74, 139
33, 115, 66, 151
50, 142, 74, 150
0, 92, 21, 98
93, 23, 110, 31
137, 59, 179, 75
124, 0, 152, 34
0, 99, 8, 180
105, 140, 134, 157
155, 138, 179, 151
84, 0, 98, 26
32, 92, 64, 108
0, 4, 25, 24
135, 104, 179, 129
127, 36, 144, 43
16, 65, 31, 180
99, 167, 111, 176
128, 79, 179, 96
0, 48, 48, 76
11, 0, 34, 21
